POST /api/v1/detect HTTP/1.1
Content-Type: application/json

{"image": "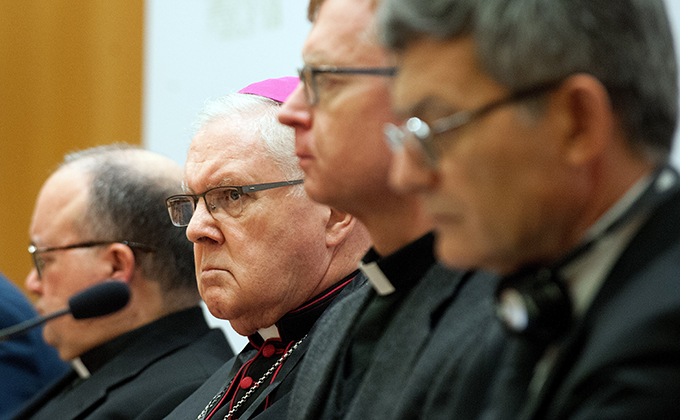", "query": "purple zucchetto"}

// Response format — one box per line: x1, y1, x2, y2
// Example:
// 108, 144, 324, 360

237, 77, 299, 103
